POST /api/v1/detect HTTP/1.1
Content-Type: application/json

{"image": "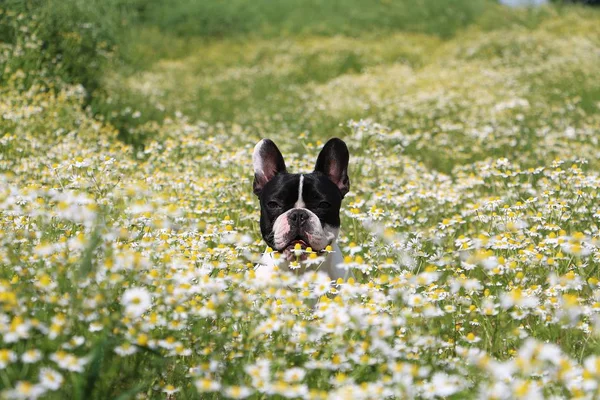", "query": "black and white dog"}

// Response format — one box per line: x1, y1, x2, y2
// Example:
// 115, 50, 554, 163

252, 138, 352, 280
